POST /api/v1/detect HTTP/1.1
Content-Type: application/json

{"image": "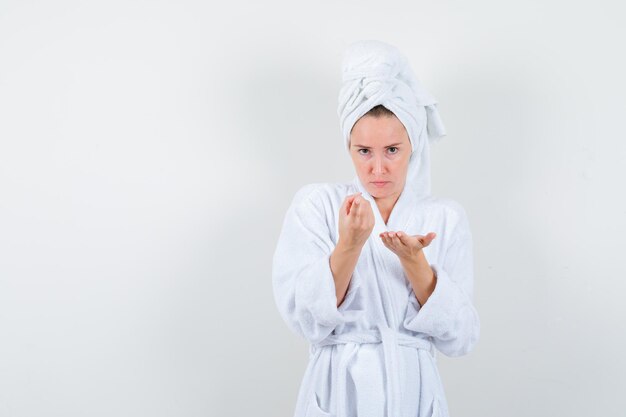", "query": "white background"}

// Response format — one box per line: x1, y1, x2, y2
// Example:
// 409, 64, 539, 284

1, 1, 625, 416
